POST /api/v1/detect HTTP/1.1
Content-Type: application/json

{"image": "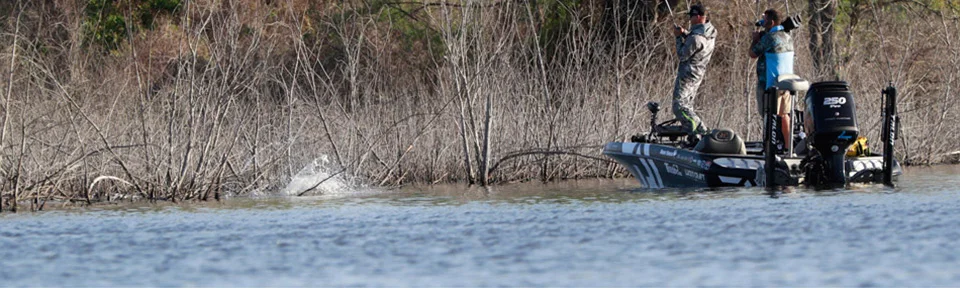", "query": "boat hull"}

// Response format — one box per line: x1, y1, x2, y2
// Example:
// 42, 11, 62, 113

603, 142, 900, 188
